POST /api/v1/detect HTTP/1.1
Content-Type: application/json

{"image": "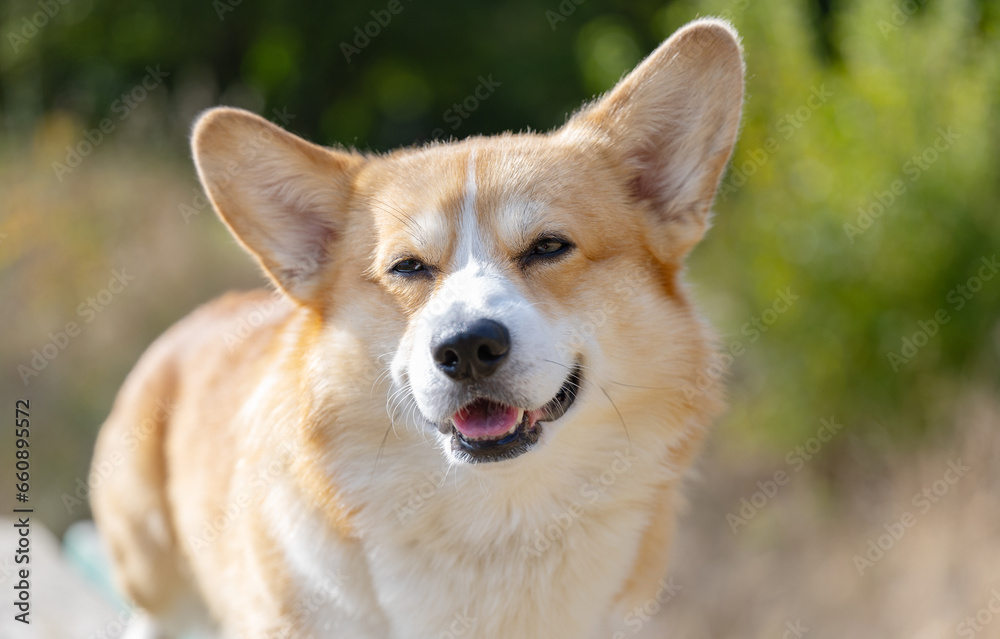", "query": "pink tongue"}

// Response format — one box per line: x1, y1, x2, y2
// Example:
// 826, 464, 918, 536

452, 400, 520, 439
